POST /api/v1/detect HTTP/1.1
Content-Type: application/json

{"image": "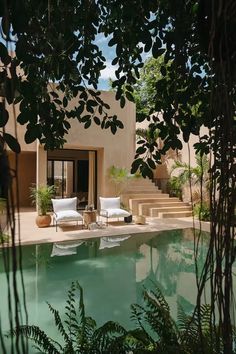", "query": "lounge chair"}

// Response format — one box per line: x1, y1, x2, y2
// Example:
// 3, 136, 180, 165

99, 196, 131, 226
51, 197, 83, 231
